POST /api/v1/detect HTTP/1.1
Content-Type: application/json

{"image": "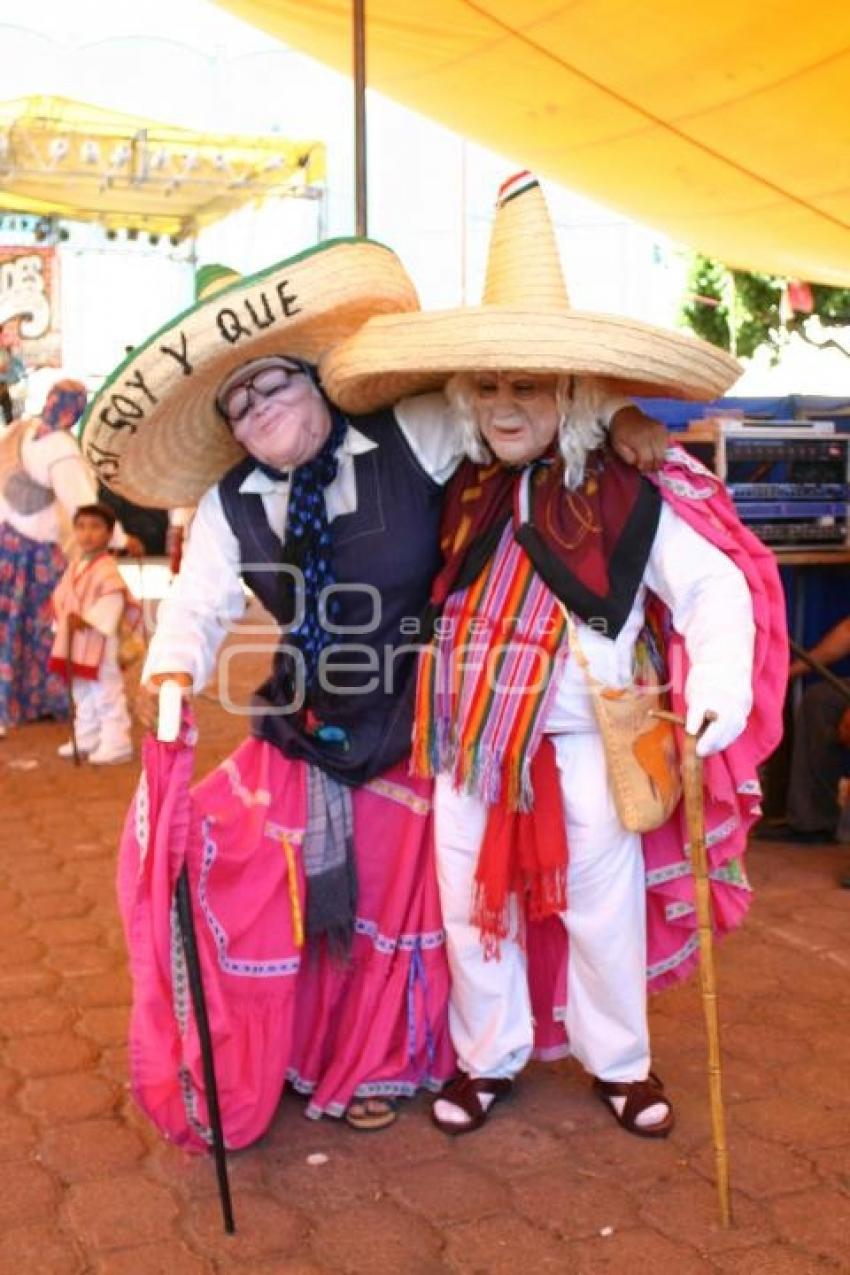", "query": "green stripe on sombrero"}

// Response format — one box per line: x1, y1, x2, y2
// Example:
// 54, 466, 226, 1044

195, 263, 240, 300
498, 177, 540, 208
